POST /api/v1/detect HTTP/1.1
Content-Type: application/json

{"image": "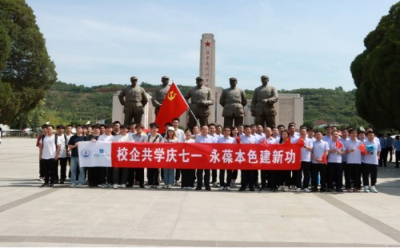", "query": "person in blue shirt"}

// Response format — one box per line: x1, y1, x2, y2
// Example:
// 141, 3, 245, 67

362, 131, 381, 193
394, 136, 400, 169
